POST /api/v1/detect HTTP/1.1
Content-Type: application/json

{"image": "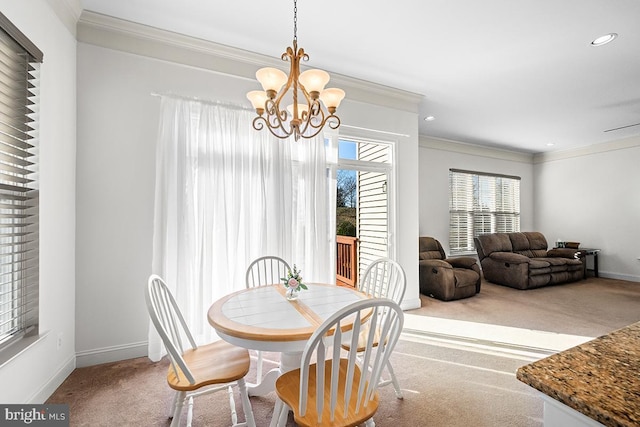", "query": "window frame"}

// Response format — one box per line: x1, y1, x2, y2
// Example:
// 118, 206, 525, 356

0, 12, 43, 356
449, 168, 521, 254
